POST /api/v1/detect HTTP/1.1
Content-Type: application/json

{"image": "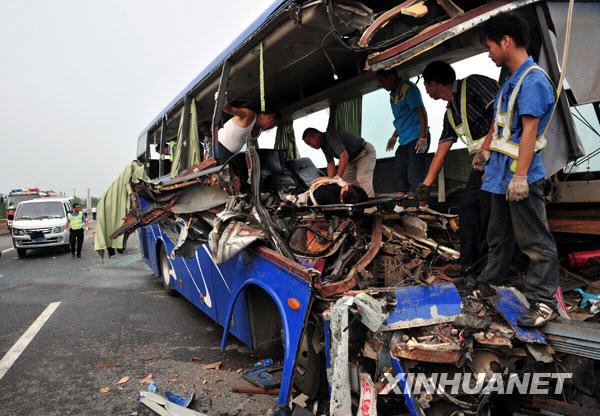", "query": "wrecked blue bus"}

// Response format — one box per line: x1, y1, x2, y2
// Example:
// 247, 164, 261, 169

124, 1, 600, 414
